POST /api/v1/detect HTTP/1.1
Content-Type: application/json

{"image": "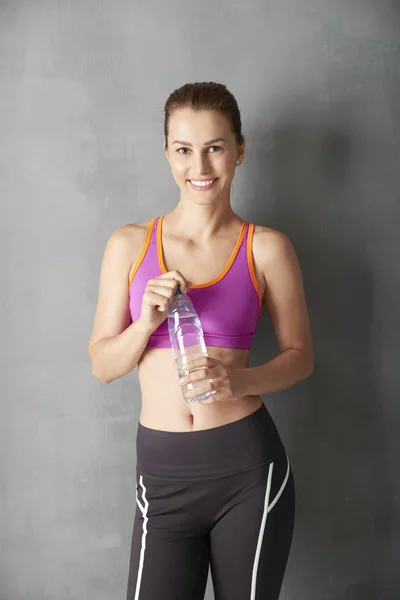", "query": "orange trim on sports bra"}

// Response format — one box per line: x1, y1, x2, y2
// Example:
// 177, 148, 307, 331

247, 223, 263, 308
157, 215, 247, 289
128, 218, 156, 287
